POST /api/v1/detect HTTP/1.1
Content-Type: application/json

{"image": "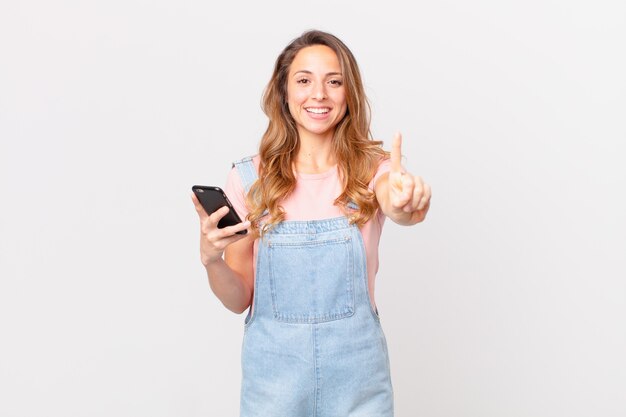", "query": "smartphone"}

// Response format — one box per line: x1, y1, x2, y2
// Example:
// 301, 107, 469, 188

192, 185, 247, 235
